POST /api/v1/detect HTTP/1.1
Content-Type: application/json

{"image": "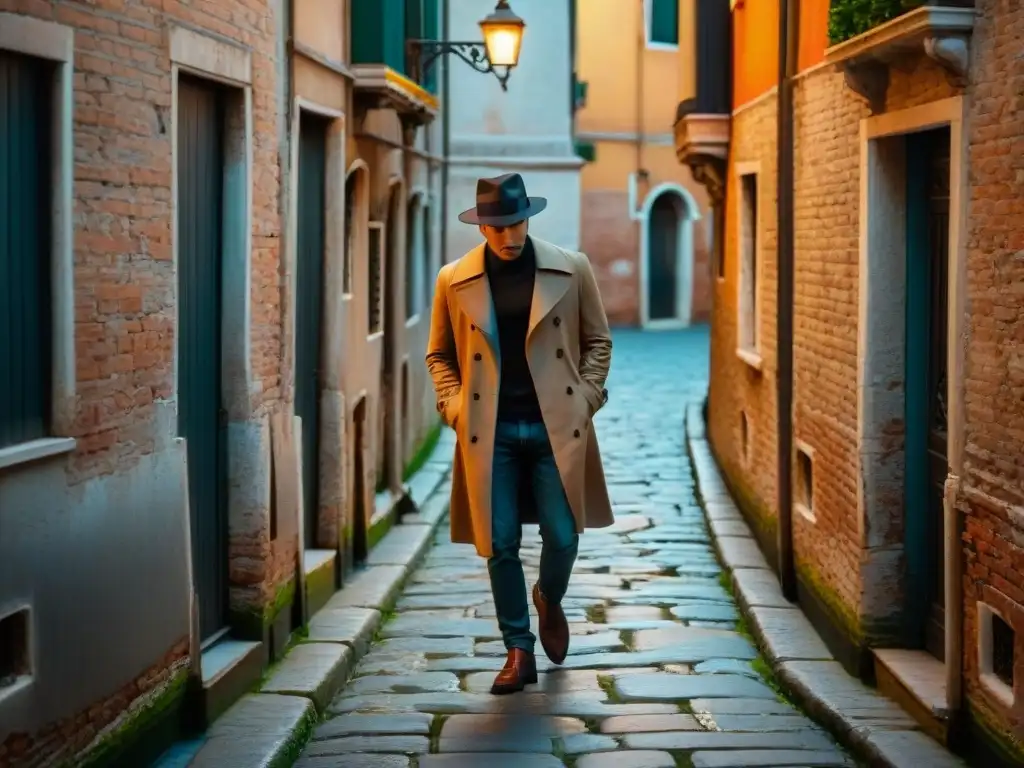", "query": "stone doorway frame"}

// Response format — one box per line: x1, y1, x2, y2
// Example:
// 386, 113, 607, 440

638, 182, 702, 329
857, 96, 968, 710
